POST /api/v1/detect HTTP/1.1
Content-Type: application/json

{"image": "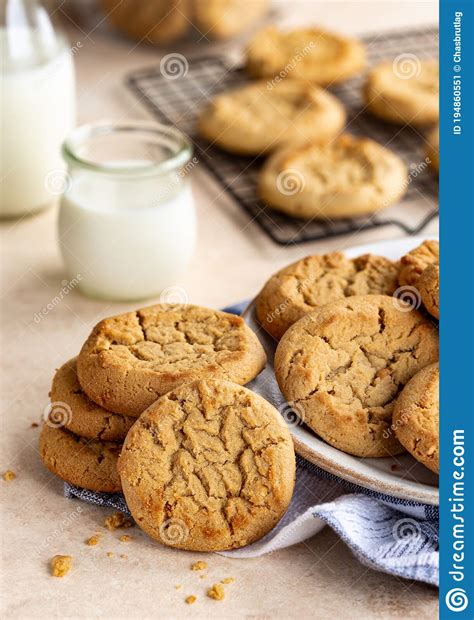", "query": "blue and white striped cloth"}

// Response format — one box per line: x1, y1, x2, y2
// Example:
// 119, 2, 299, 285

64, 302, 439, 586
